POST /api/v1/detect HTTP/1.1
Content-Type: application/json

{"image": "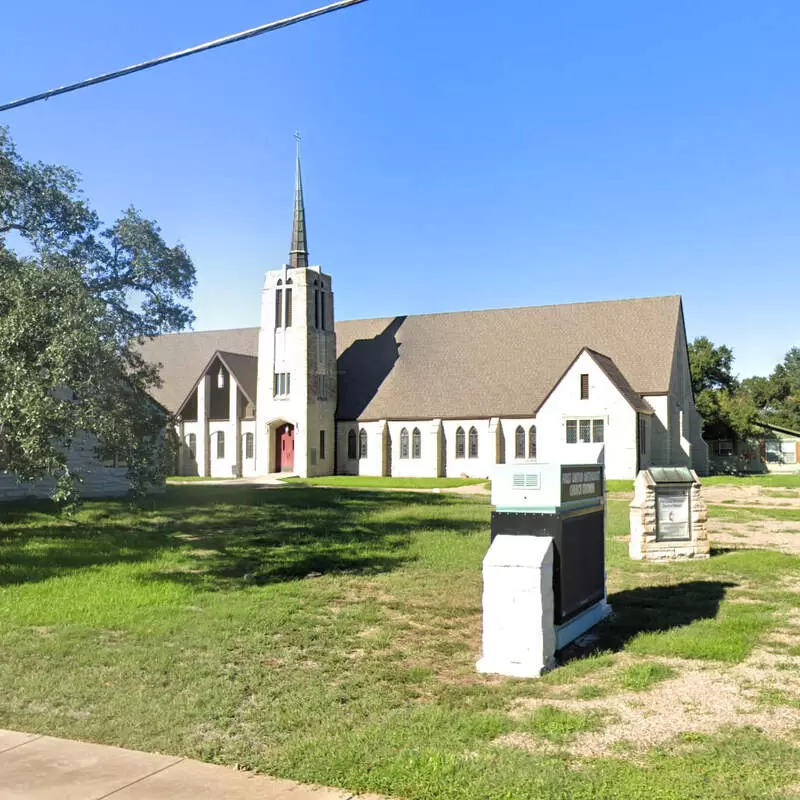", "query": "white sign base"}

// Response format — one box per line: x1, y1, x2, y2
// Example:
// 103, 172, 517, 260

476, 535, 556, 678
